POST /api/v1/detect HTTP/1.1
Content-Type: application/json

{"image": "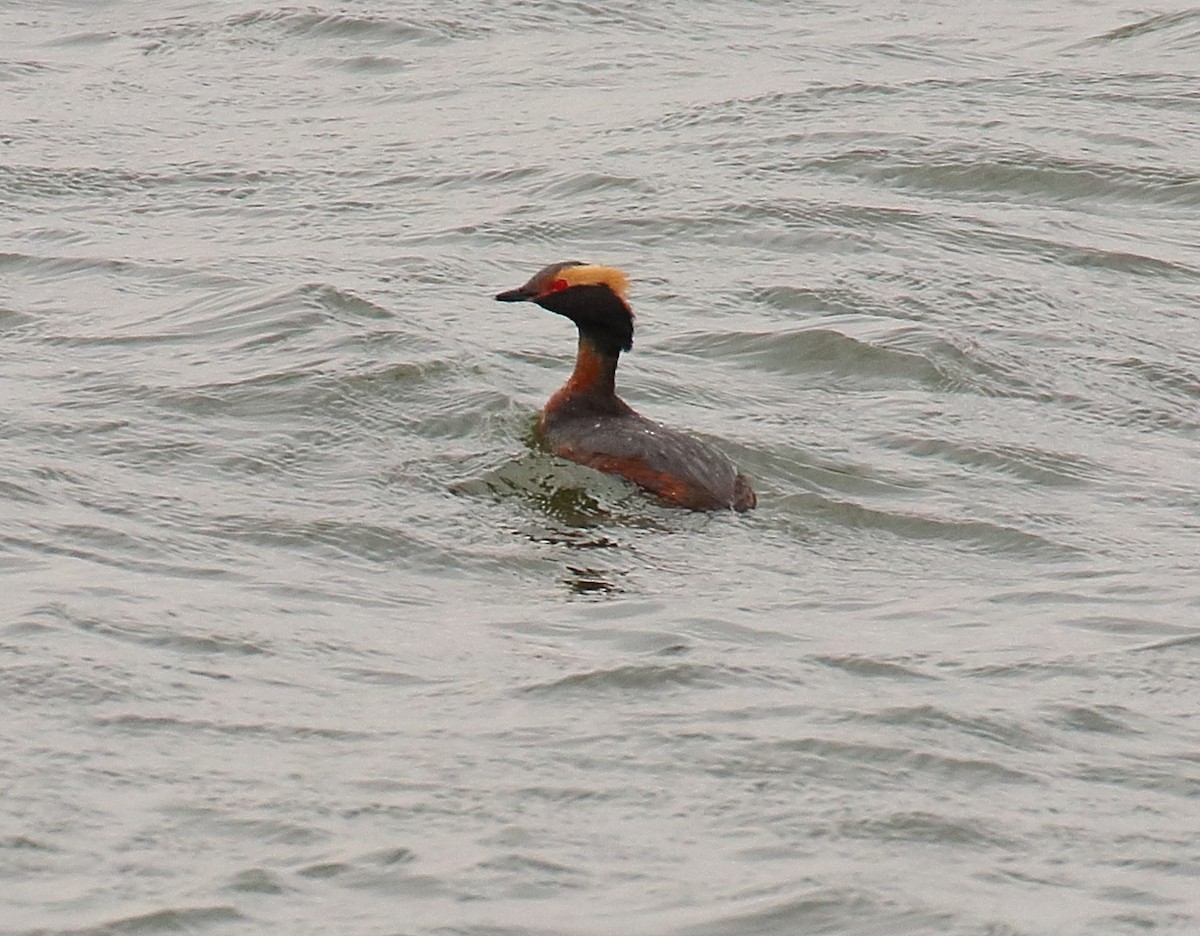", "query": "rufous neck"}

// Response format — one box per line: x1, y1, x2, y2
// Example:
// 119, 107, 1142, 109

564, 333, 620, 399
